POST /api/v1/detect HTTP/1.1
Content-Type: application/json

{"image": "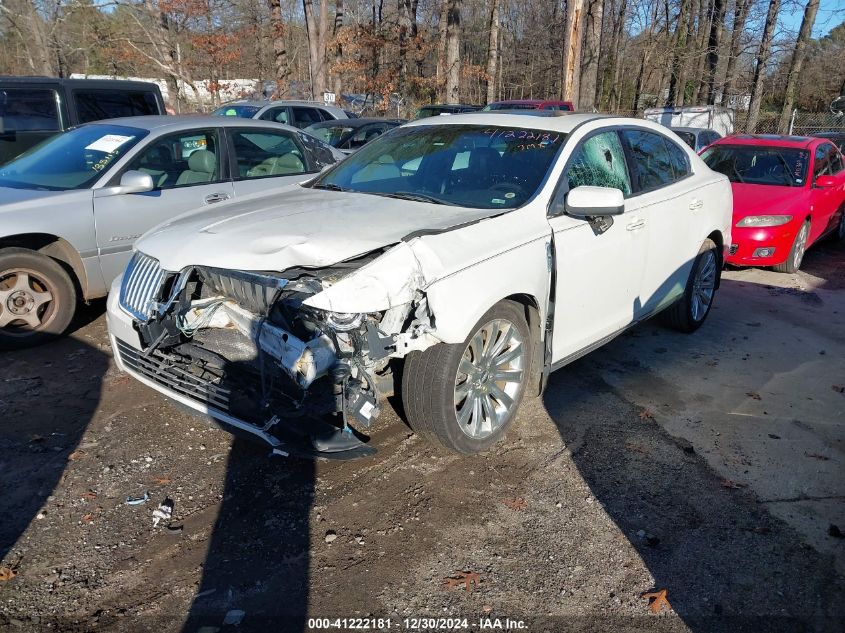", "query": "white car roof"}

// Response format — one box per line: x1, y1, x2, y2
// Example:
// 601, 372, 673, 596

403, 112, 611, 133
